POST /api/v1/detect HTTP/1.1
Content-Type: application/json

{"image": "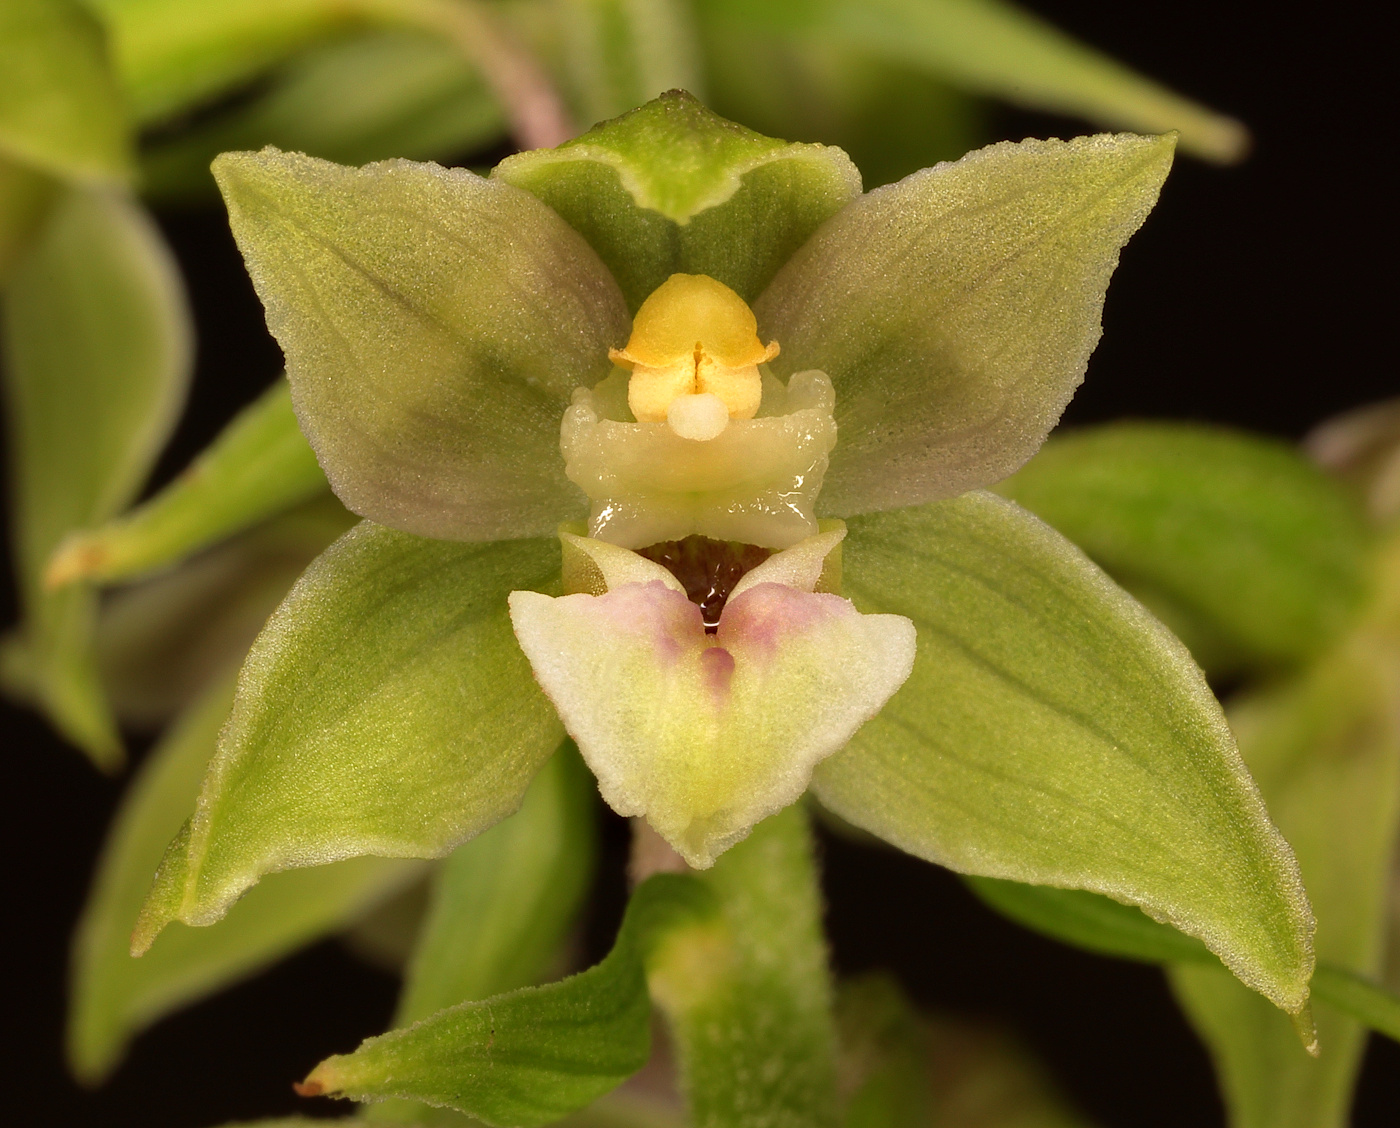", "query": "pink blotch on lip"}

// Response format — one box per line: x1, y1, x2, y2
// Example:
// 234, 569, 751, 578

699, 646, 736, 701
587, 580, 704, 665
717, 582, 849, 656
